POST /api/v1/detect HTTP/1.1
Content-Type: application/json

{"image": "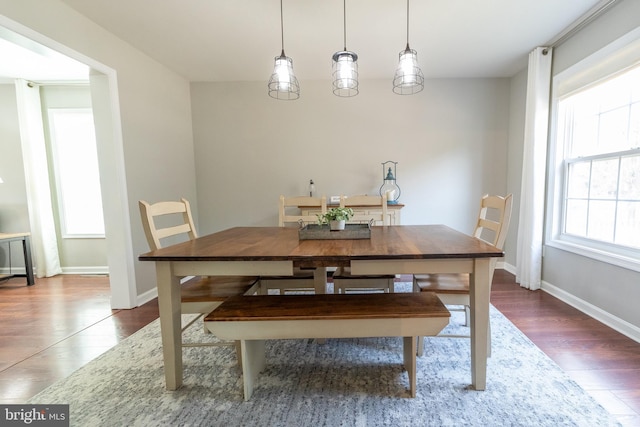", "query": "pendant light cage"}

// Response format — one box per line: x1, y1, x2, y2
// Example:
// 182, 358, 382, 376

332, 0, 358, 97
268, 0, 300, 100
332, 51, 359, 97
269, 52, 300, 100
393, 0, 424, 95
